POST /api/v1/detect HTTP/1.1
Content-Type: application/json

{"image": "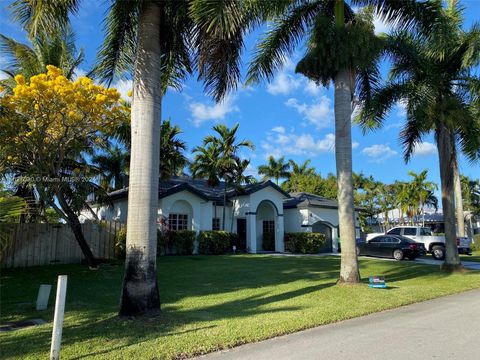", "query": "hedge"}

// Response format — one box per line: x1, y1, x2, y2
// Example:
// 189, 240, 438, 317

198, 231, 233, 255
159, 230, 196, 255
284, 232, 326, 254
115, 228, 196, 258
